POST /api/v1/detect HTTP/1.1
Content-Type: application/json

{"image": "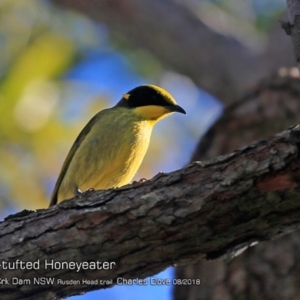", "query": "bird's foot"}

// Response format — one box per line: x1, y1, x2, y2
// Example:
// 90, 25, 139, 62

132, 178, 147, 185
74, 188, 95, 198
